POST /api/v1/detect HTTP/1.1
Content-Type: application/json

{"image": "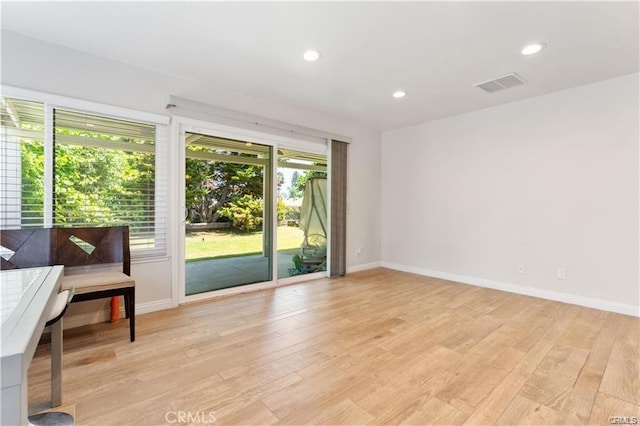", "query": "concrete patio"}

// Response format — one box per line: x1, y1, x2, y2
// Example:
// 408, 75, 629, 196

186, 250, 323, 295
